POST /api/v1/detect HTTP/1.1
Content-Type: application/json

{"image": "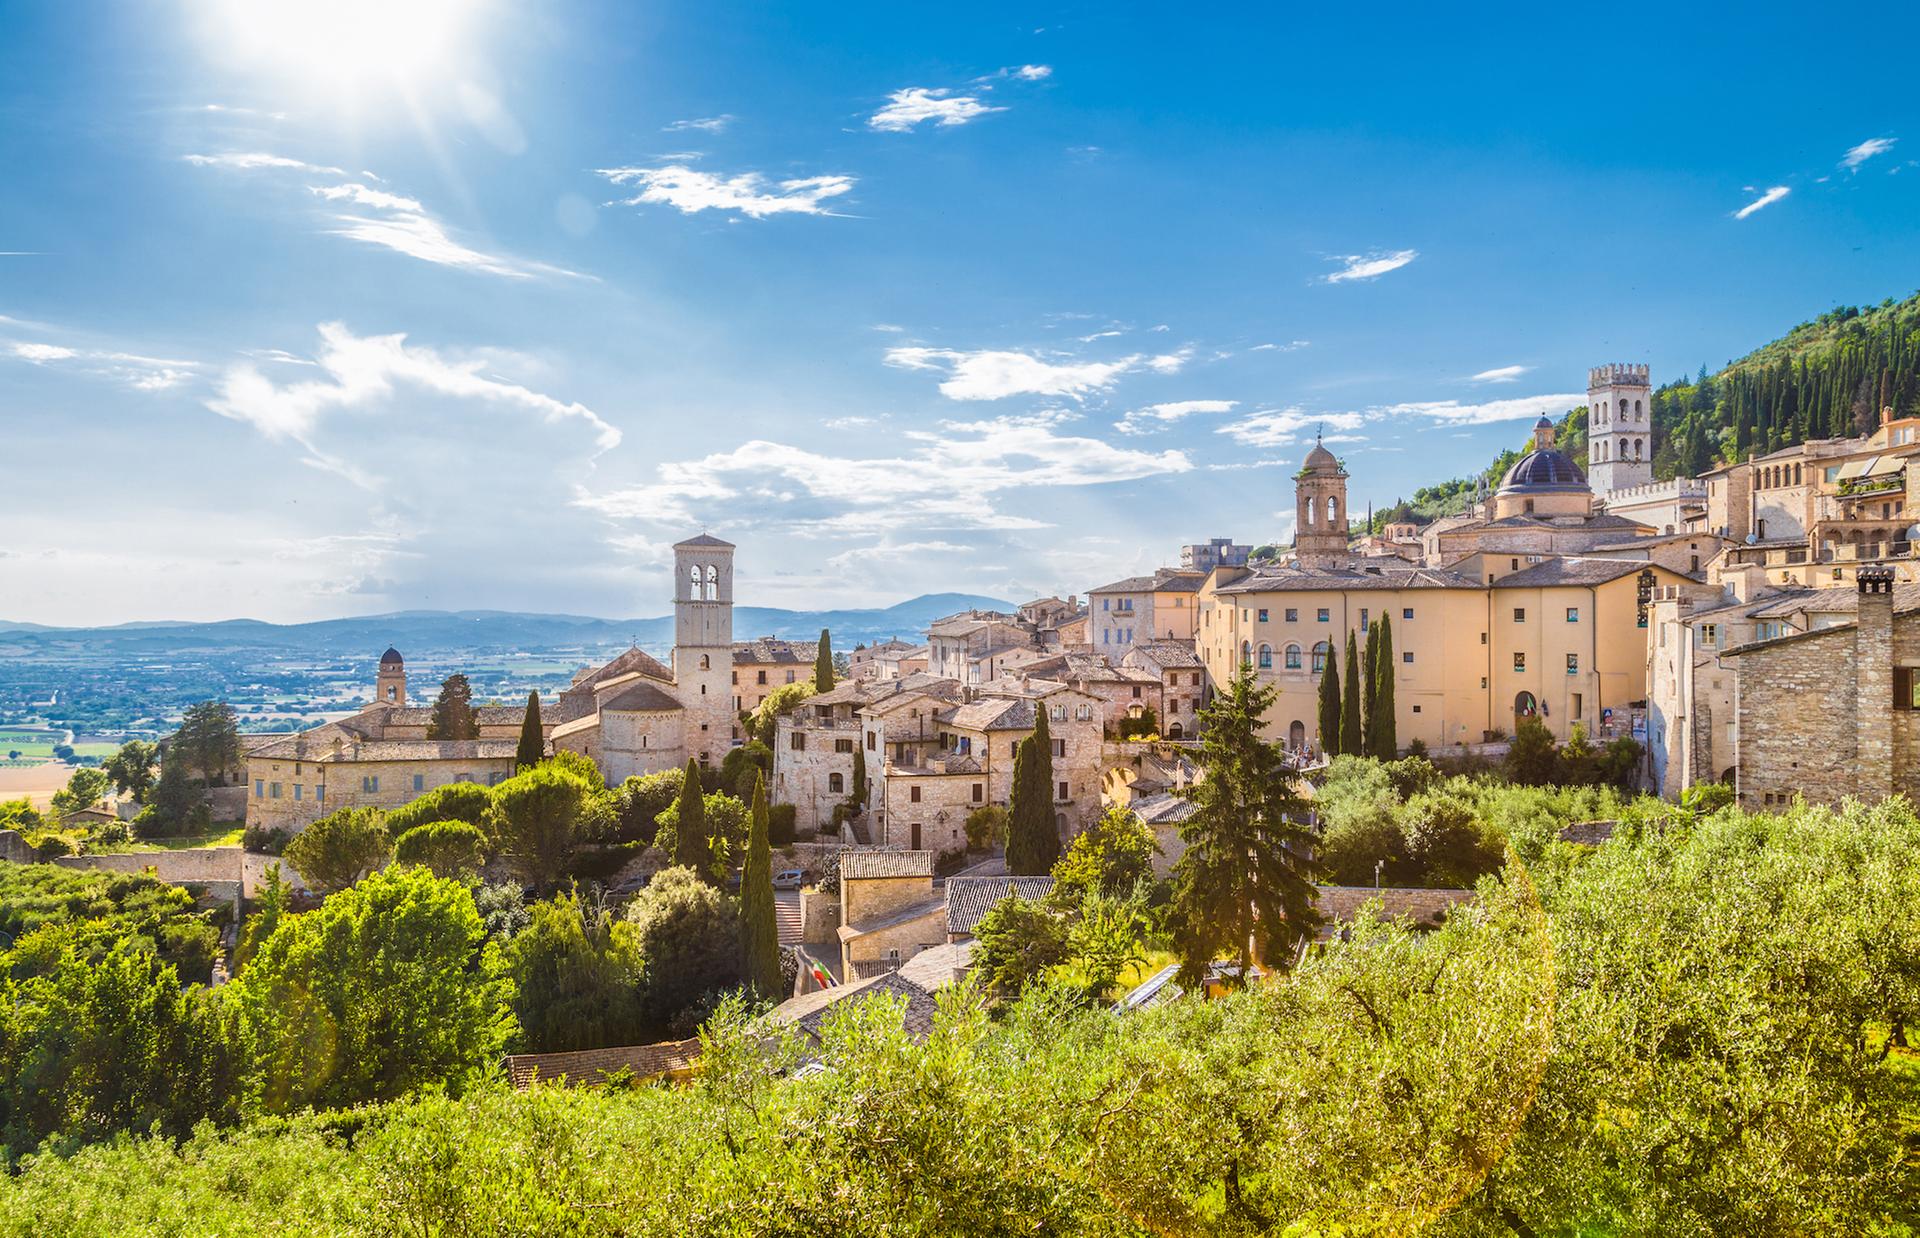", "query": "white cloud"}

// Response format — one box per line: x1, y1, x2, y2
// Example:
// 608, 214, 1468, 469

598, 164, 855, 218
1380, 392, 1584, 426
827, 539, 975, 570
664, 115, 735, 133
1250, 340, 1310, 352
1323, 249, 1418, 283
884, 345, 1191, 401
868, 88, 1004, 133
6, 338, 198, 390
824, 414, 880, 430
1010, 64, 1052, 81
311, 182, 424, 213
576, 418, 1191, 535
1219, 409, 1368, 448
184, 152, 343, 174
208, 322, 621, 488
1841, 137, 1896, 170
1115, 399, 1238, 435
12, 342, 77, 362
1734, 186, 1790, 219
1470, 364, 1529, 384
